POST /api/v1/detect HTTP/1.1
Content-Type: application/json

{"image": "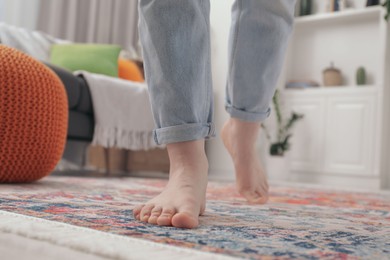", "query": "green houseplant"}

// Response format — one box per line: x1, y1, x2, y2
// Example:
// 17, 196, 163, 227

261, 90, 304, 156
383, 0, 390, 20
